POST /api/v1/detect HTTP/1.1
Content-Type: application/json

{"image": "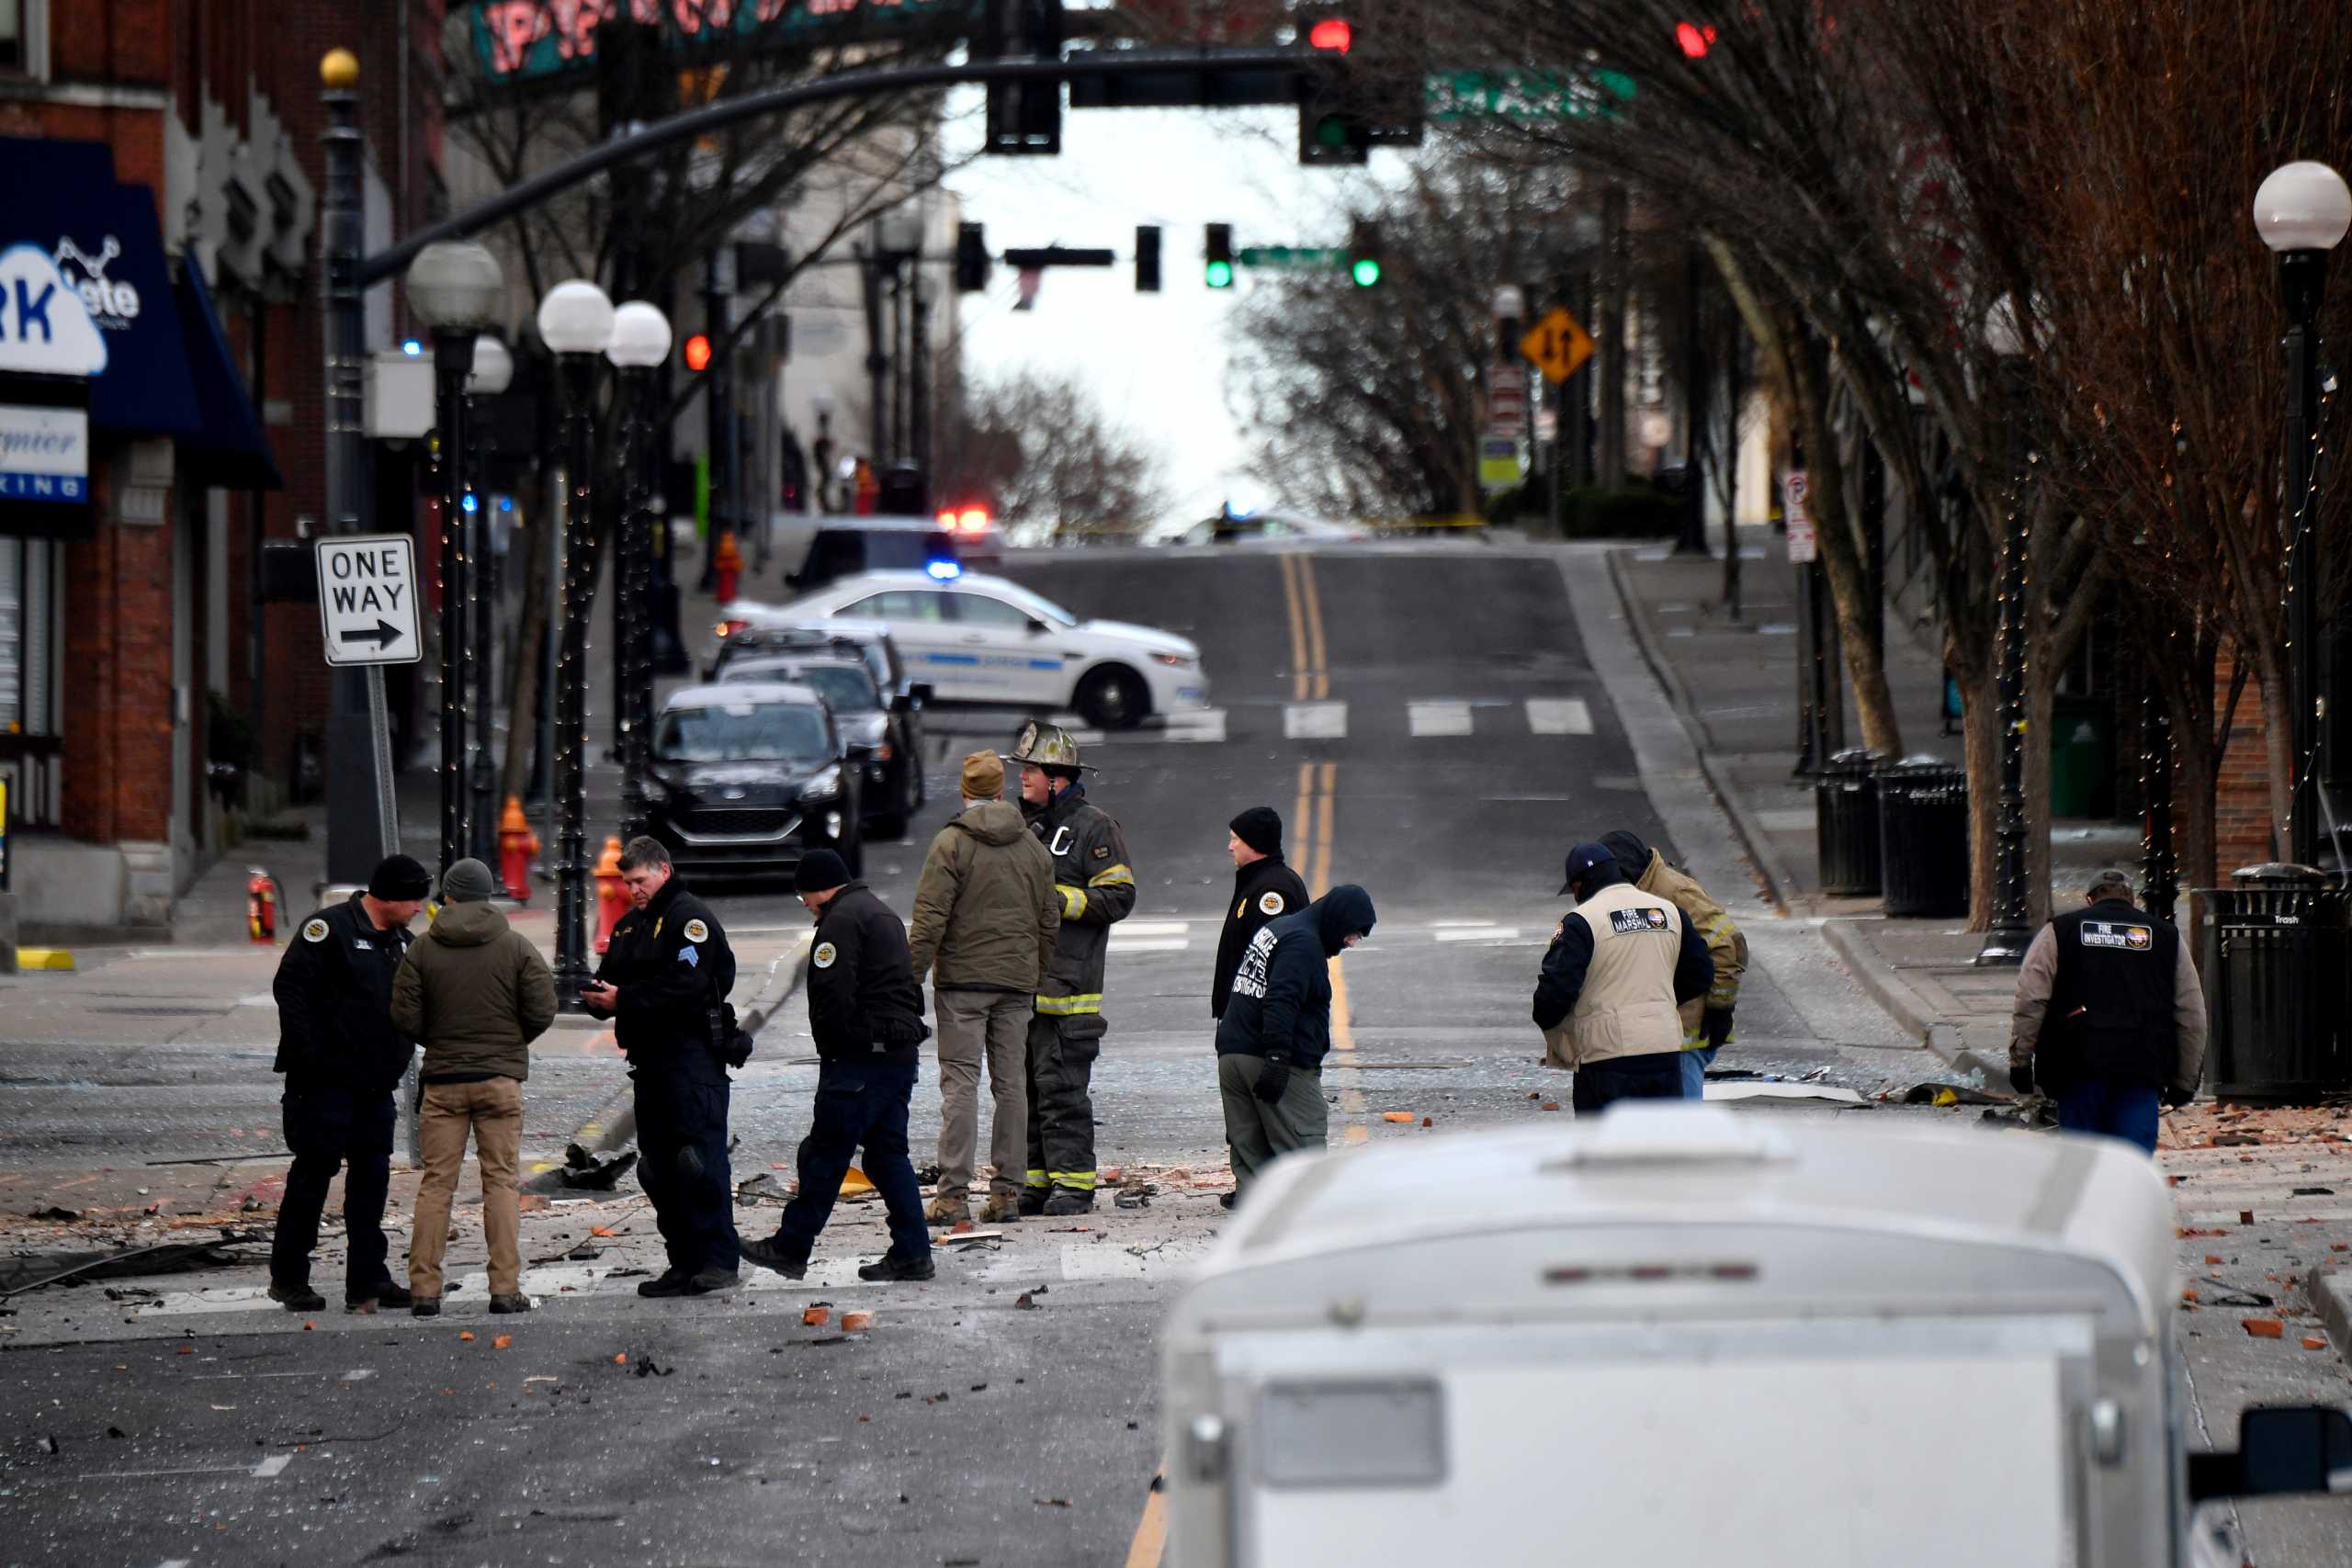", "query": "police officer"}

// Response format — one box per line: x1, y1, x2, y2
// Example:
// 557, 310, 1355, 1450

2009, 869, 2208, 1154
268, 852, 431, 1313
1533, 842, 1714, 1113
1212, 807, 1311, 1023
581, 837, 741, 1295
1010, 722, 1136, 1215
741, 850, 933, 1281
